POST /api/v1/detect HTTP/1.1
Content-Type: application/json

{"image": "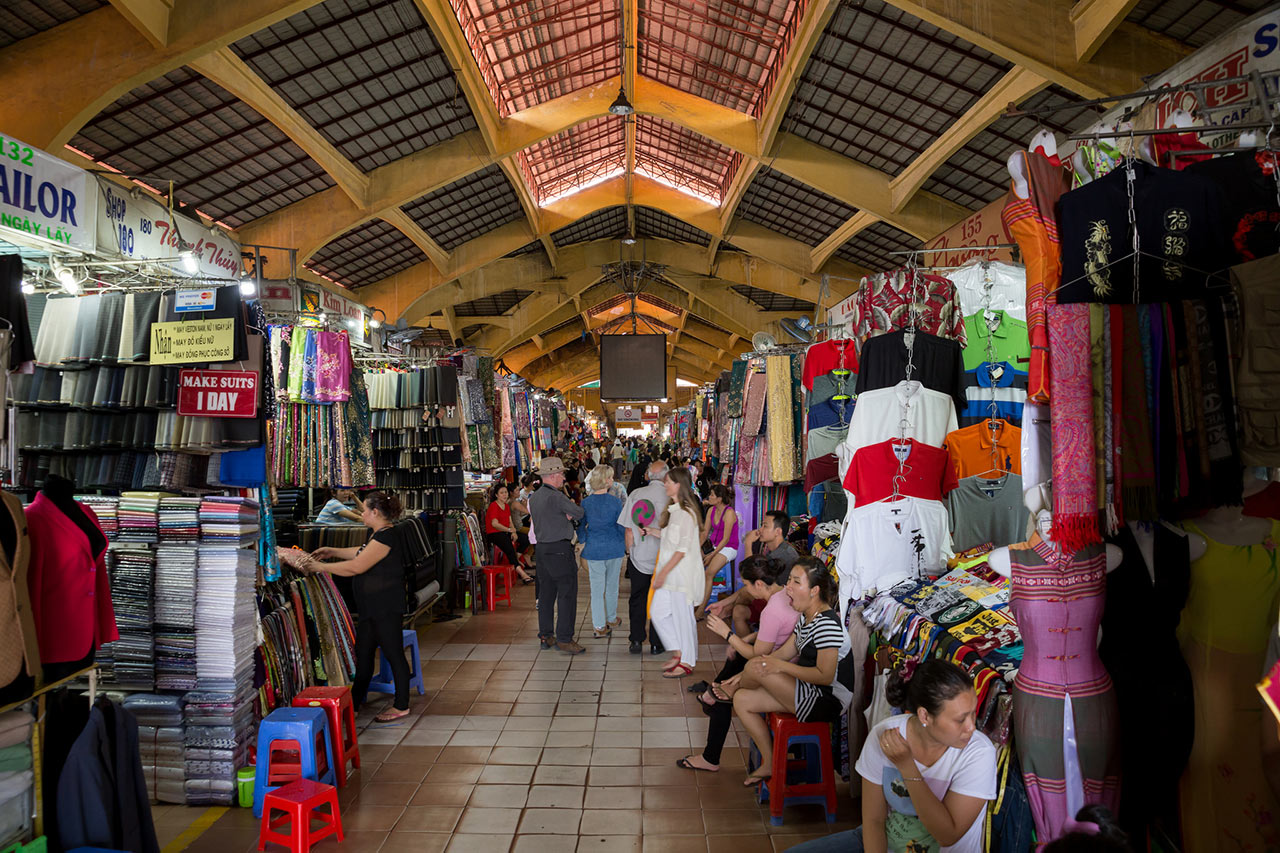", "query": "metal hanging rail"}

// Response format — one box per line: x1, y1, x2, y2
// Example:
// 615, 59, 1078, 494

1001, 73, 1267, 119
